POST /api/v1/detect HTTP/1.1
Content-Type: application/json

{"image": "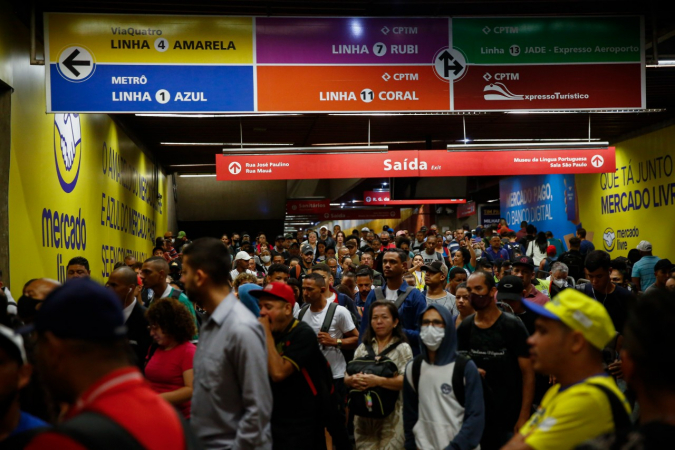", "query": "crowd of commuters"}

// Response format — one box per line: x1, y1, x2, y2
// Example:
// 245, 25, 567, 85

0, 221, 674, 450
